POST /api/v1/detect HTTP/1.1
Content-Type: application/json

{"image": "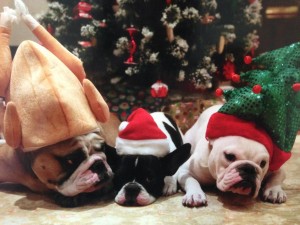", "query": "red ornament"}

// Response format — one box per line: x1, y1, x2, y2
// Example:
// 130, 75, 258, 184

78, 41, 92, 48
124, 26, 138, 65
248, 0, 256, 4
223, 60, 236, 80
293, 83, 300, 92
252, 84, 262, 94
73, 2, 93, 20
99, 20, 107, 28
73, 12, 93, 19
215, 88, 223, 97
166, 0, 172, 5
231, 74, 241, 83
46, 24, 55, 35
244, 55, 252, 64
75, 2, 92, 12
151, 80, 168, 98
